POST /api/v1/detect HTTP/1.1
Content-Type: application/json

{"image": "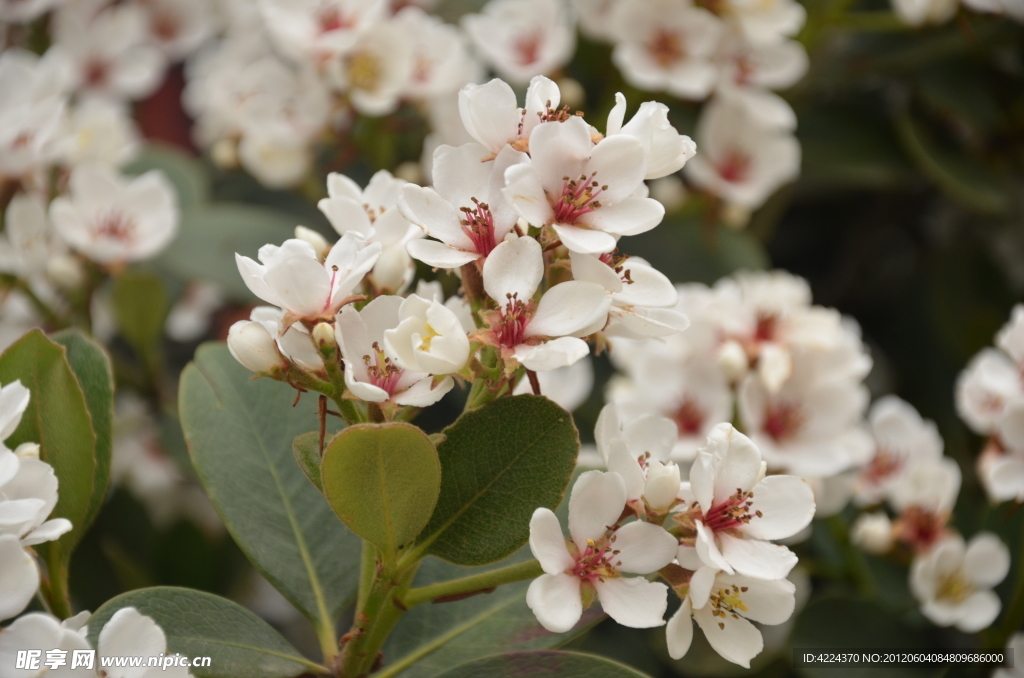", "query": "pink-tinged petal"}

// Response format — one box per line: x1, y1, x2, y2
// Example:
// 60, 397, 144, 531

964, 532, 1010, 588
666, 597, 694, 660
568, 470, 627, 549
595, 577, 668, 628
0, 534, 37, 621
742, 475, 815, 541
406, 239, 479, 269
716, 574, 795, 625
459, 79, 520, 153
398, 186, 474, 250
611, 521, 678, 574
552, 223, 617, 254
529, 508, 574, 575
513, 337, 590, 372
503, 163, 555, 227
263, 256, 332, 317
483, 236, 544, 303
955, 590, 1001, 633
528, 281, 610, 338
718, 533, 797, 580
689, 566, 717, 610
526, 573, 583, 633
585, 135, 647, 204
606, 441, 646, 501
529, 117, 592, 195
694, 605, 763, 668
695, 521, 733, 573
